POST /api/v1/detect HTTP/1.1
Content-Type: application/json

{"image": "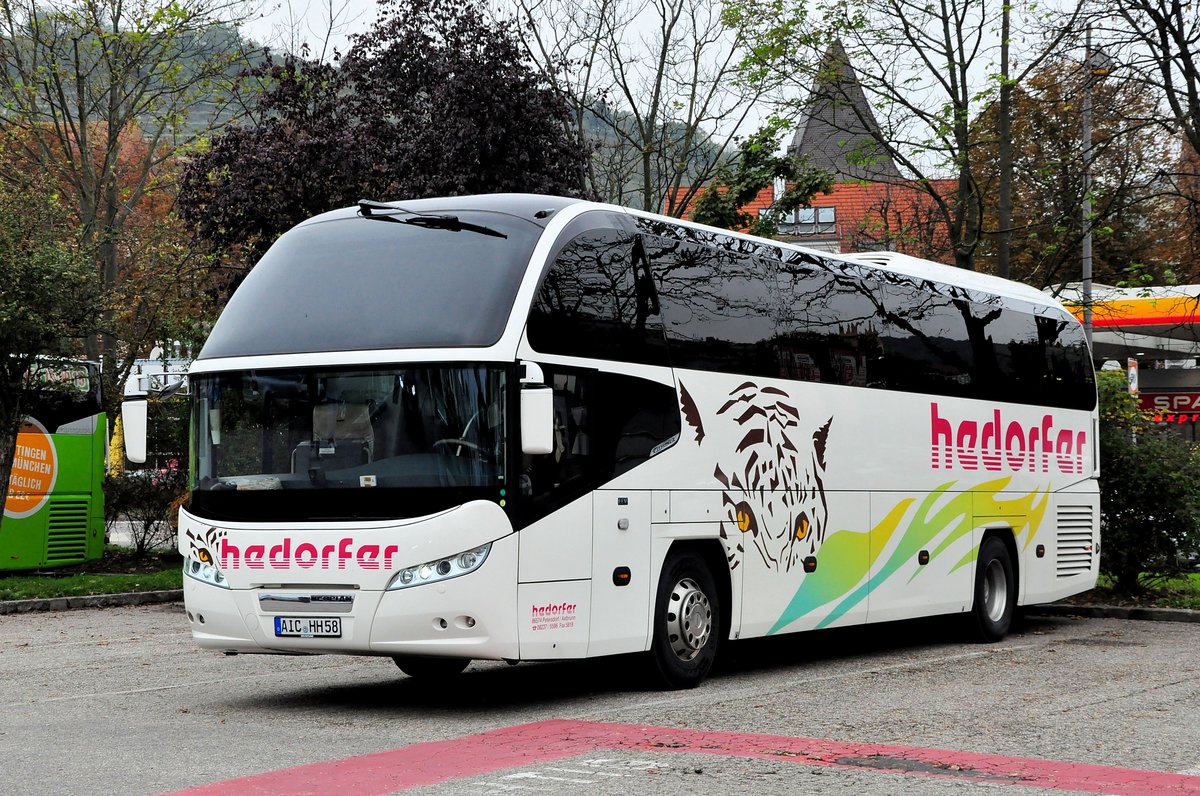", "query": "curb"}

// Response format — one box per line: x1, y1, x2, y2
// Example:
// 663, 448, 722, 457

0, 589, 182, 616
1025, 603, 1200, 624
